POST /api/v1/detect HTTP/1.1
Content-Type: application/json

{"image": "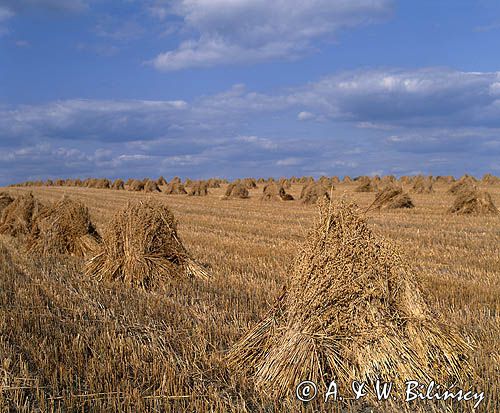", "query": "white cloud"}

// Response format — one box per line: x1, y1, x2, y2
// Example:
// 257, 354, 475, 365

151, 37, 300, 70
2, 67, 500, 184
150, 0, 393, 70
297, 111, 315, 121
276, 157, 302, 166
236, 135, 278, 150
